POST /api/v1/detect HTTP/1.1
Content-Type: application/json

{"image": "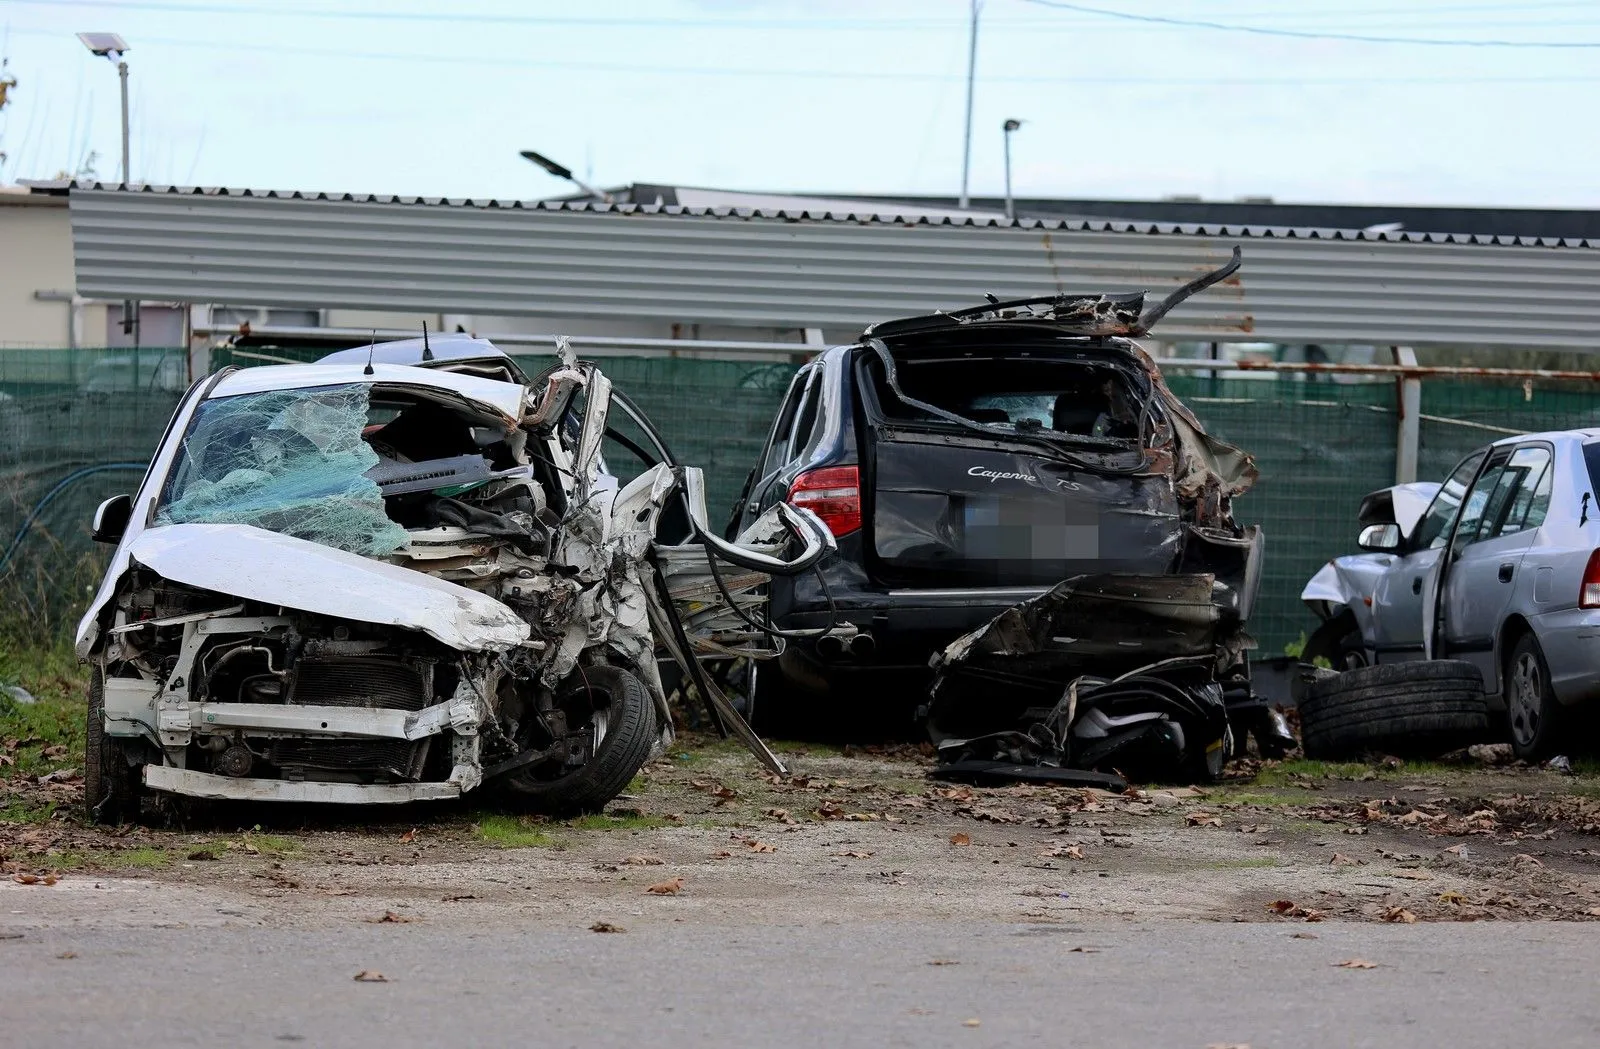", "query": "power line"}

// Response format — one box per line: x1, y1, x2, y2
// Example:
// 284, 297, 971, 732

11, 0, 1600, 32
1021, 0, 1600, 47
7, 25, 1599, 84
